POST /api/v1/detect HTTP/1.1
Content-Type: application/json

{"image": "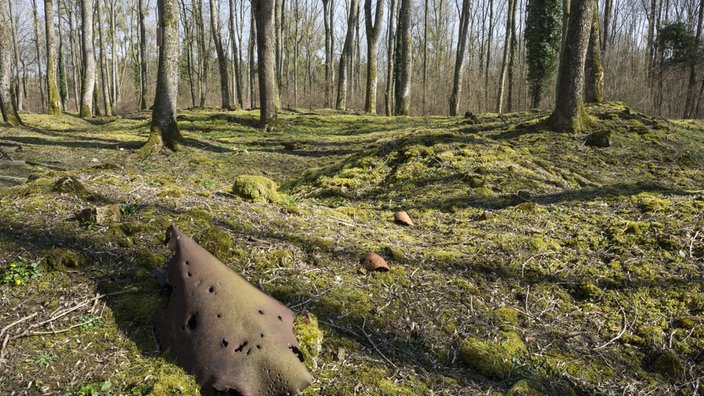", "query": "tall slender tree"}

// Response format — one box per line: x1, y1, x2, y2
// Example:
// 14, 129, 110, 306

322, 0, 333, 107
336, 0, 360, 109
585, 0, 604, 103
144, 0, 182, 152
385, 0, 396, 115
363, 0, 384, 113
229, 0, 244, 108
254, 0, 279, 129
394, 0, 412, 115
96, 0, 112, 115
450, 0, 472, 116
548, 0, 594, 132
497, 0, 517, 113
138, 0, 148, 110
0, 22, 22, 125
80, 0, 96, 117
31, 0, 46, 111
7, 0, 24, 111
209, 0, 232, 109
45, 0, 61, 115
